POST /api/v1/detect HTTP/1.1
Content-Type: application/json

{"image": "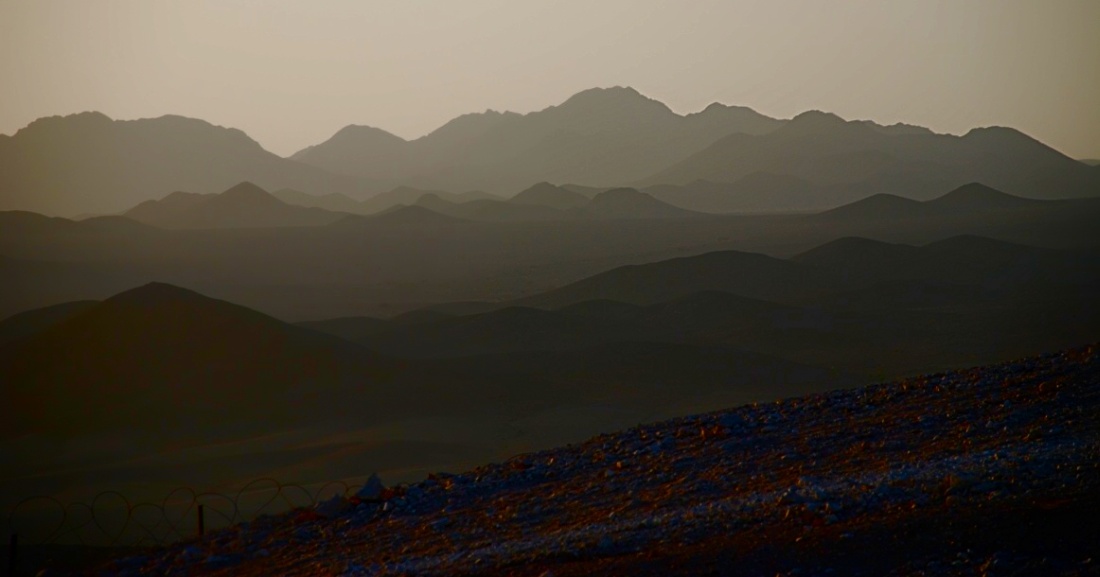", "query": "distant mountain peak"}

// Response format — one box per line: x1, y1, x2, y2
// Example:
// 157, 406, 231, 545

554, 86, 673, 116
960, 126, 1043, 148
584, 187, 697, 219
963, 125, 1025, 138
512, 181, 562, 198
932, 182, 1035, 208
567, 85, 643, 100
161, 190, 204, 202
773, 110, 866, 139
219, 181, 276, 201
510, 182, 588, 209
942, 182, 1005, 197
694, 101, 762, 116
790, 110, 848, 124
331, 124, 406, 144
15, 111, 114, 137
104, 282, 209, 307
